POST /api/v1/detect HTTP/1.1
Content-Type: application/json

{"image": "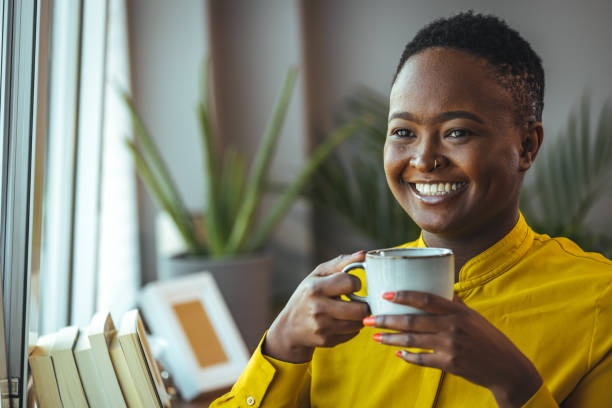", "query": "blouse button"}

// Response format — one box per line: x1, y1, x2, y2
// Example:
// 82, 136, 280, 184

246, 396, 255, 406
